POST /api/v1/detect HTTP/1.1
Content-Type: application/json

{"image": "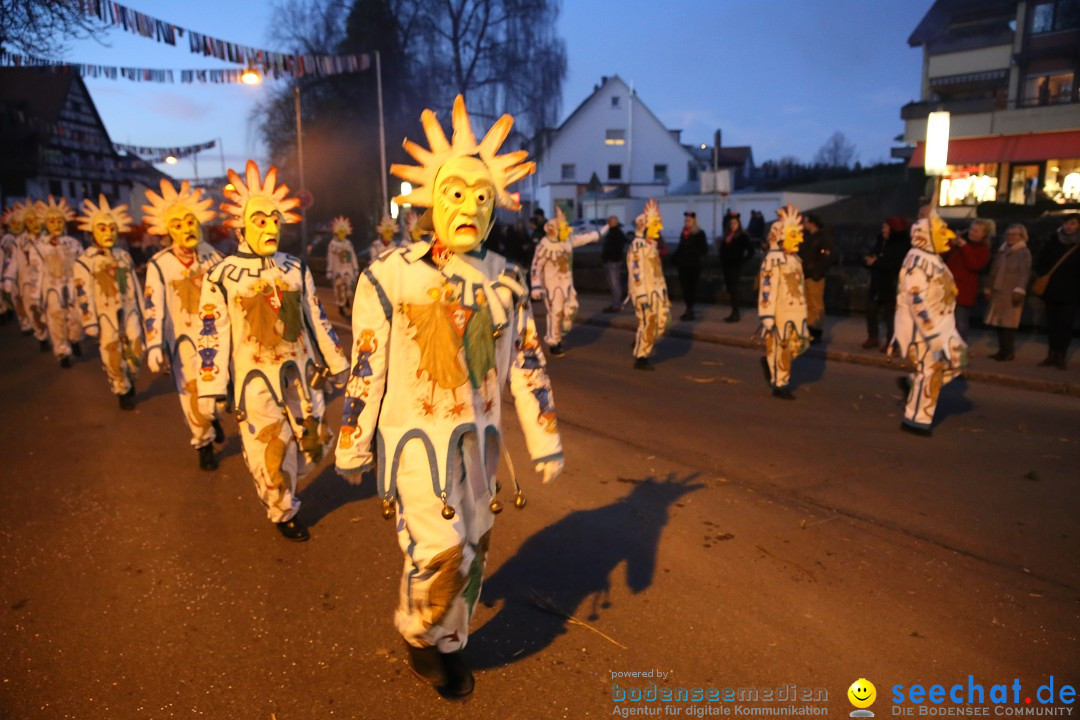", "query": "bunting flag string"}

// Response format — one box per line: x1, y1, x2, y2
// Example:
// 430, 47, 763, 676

114, 140, 216, 163
0, 52, 328, 85
76, 0, 371, 78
